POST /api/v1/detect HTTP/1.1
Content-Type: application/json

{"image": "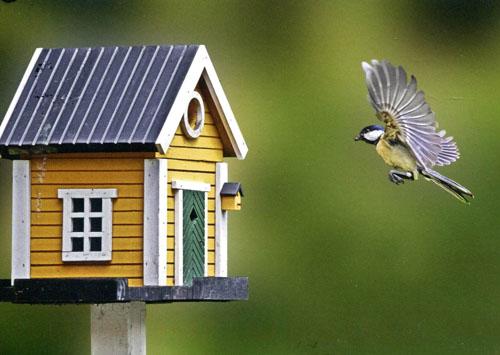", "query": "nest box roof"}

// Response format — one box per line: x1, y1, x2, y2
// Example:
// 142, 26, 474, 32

0, 44, 247, 158
220, 182, 244, 197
